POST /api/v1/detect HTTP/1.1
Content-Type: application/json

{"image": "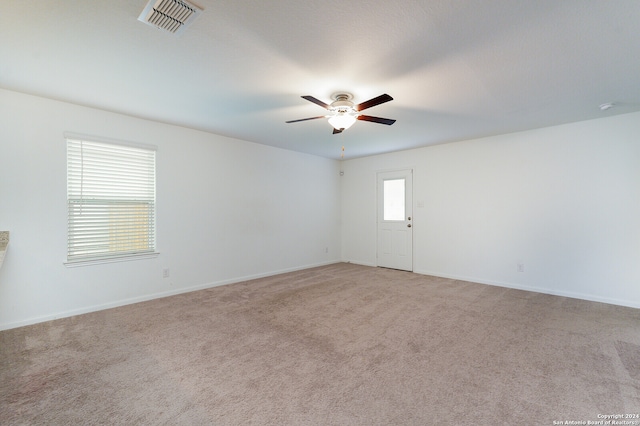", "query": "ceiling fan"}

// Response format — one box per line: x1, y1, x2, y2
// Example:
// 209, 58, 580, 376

286, 93, 396, 134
